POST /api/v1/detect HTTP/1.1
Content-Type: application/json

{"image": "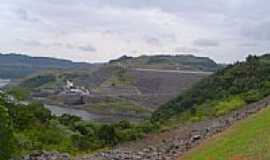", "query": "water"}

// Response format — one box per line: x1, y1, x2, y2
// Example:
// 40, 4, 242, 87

43, 104, 100, 121
0, 79, 10, 88
0, 79, 139, 122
